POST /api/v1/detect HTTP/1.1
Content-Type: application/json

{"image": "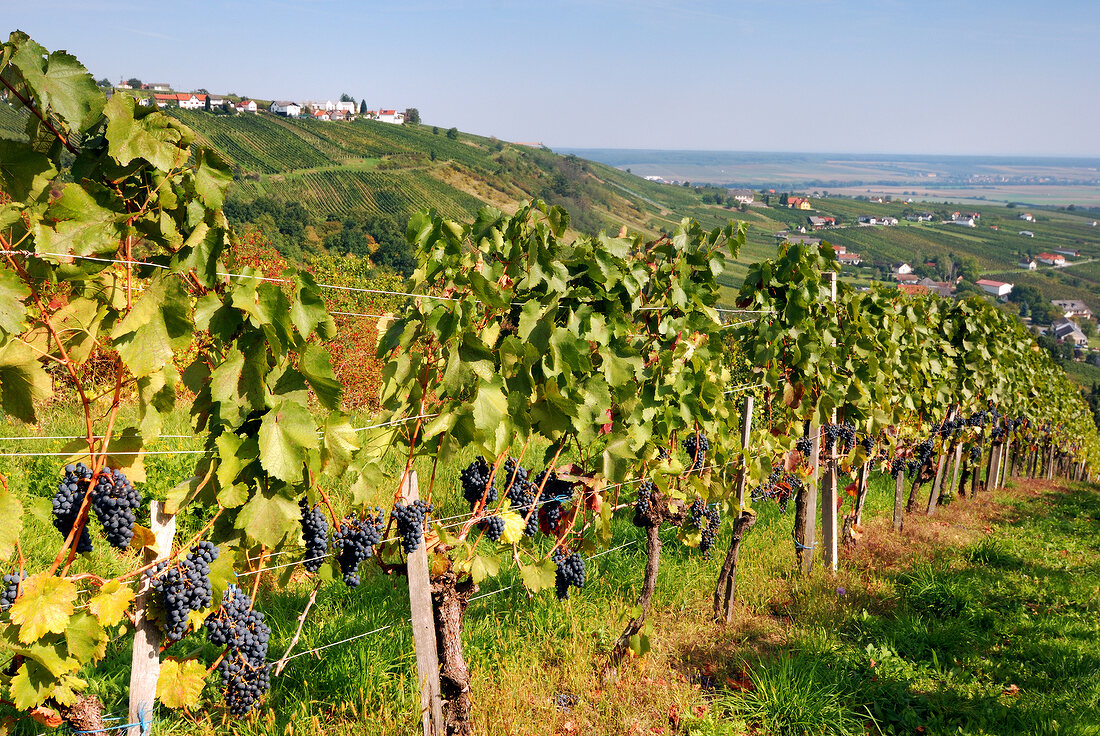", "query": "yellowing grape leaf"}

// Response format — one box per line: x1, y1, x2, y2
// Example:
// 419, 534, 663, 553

469, 553, 500, 584
87, 580, 134, 627
8, 660, 51, 710
9, 574, 77, 643
519, 558, 557, 594
0, 489, 22, 560
156, 658, 207, 709
498, 505, 527, 545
